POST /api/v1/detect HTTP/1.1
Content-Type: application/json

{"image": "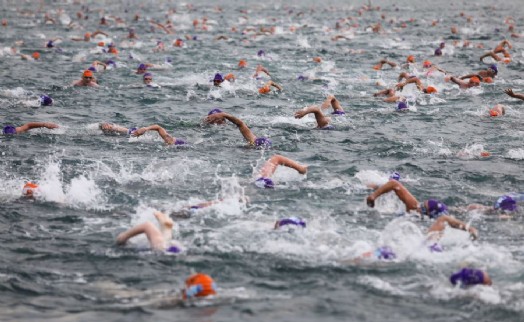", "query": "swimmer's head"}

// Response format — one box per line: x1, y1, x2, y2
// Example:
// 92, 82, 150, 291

439, 42, 445, 49
424, 86, 437, 94
183, 273, 217, 299
429, 243, 443, 253
389, 172, 401, 181
258, 86, 271, 94
224, 73, 235, 82
254, 137, 271, 148
257, 49, 265, 57
469, 76, 481, 85
396, 101, 408, 111
425, 199, 448, 218
137, 63, 147, 72
46, 40, 54, 48
165, 56, 172, 63
255, 177, 274, 188
489, 104, 505, 117
127, 127, 138, 136
213, 73, 224, 86
297, 75, 308, 81
238, 59, 247, 68
332, 110, 345, 115
39, 94, 53, 106
406, 55, 415, 63
434, 48, 442, 56
2, 125, 16, 135
32, 52, 40, 60
88, 66, 96, 72
174, 138, 186, 145
166, 245, 181, 253
275, 217, 306, 229
97, 41, 105, 47
313, 57, 322, 63
208, 108, 222, 115
450, 268, 490, 287
494, 195, 517, 212
174, 38, 183, 47
83, 70, 93, 78
106, 59, 116, 67
488, 64, 498, 75
375, 246, 396, 260
22, 182, 39, 197
423, 60, 432, 68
